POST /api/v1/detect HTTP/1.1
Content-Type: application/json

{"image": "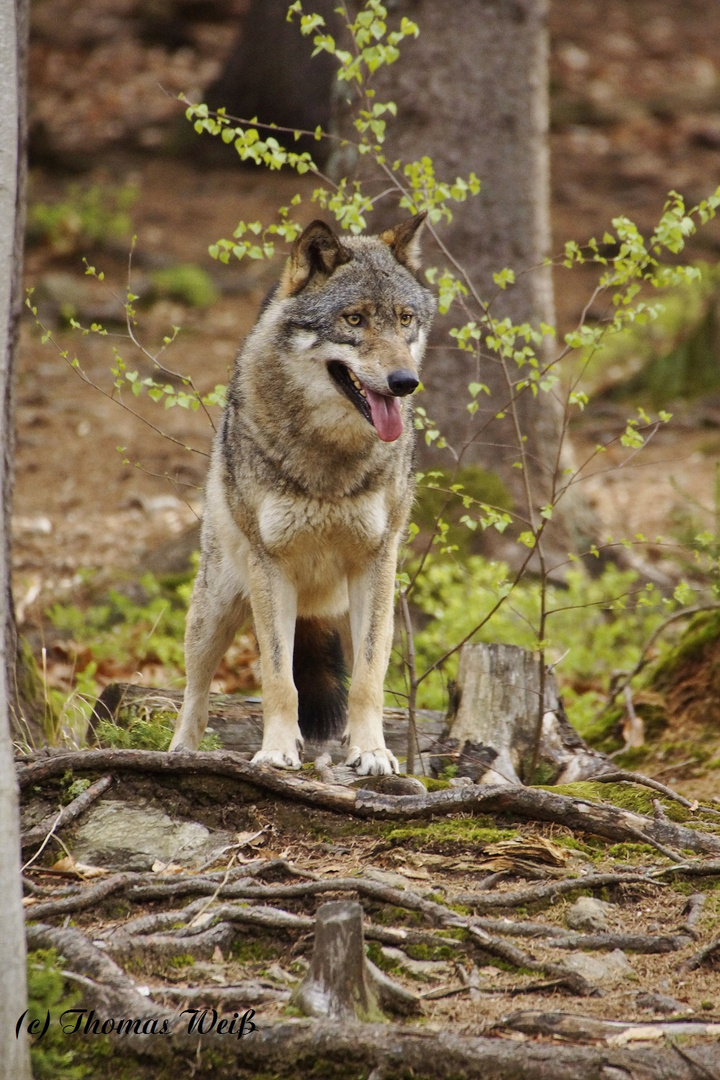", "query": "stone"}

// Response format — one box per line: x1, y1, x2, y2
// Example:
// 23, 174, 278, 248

70, 798, 234, 871
561, 949, 634, 985
566, 896, 614, 932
